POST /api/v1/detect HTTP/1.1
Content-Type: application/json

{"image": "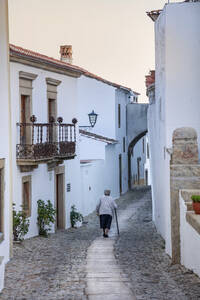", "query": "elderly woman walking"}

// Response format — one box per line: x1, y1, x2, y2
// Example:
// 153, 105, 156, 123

96, 190, 117, 238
